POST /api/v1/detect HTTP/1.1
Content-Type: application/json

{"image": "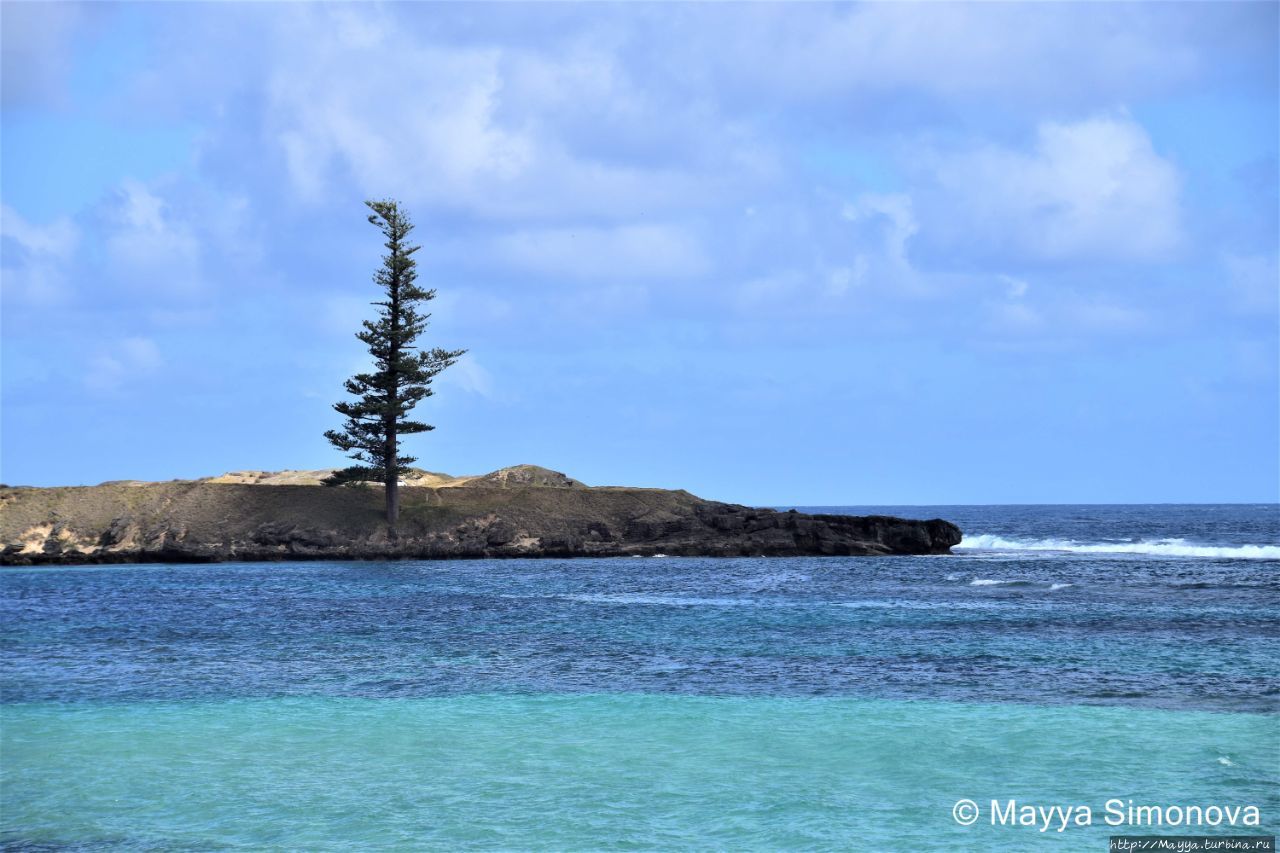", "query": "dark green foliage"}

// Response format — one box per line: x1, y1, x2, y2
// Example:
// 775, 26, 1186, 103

324, 200, 464, 523
321, 465, 435, 488
320, 466, 379, 487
